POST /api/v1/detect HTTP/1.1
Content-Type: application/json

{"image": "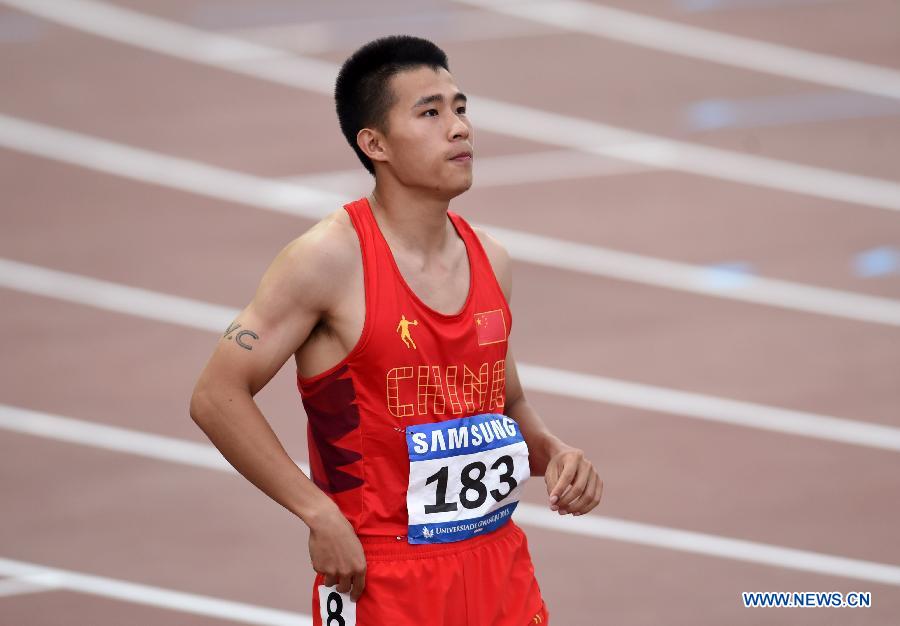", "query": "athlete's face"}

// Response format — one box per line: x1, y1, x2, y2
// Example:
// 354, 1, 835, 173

368, 66, 474, 198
